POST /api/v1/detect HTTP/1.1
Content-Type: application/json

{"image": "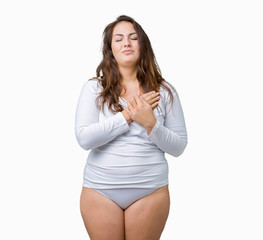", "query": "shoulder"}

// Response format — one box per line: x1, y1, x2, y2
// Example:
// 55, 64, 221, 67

82, 78, 103, 93
159, 81, 179, 101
